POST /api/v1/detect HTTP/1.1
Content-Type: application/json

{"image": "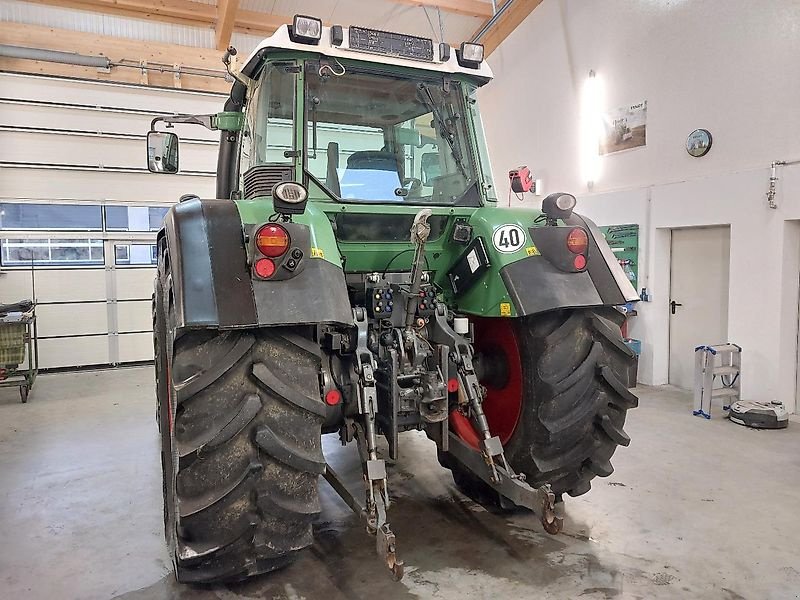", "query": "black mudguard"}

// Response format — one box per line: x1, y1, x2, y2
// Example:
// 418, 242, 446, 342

500, 213, 639, 315
159, 198, 352, 330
